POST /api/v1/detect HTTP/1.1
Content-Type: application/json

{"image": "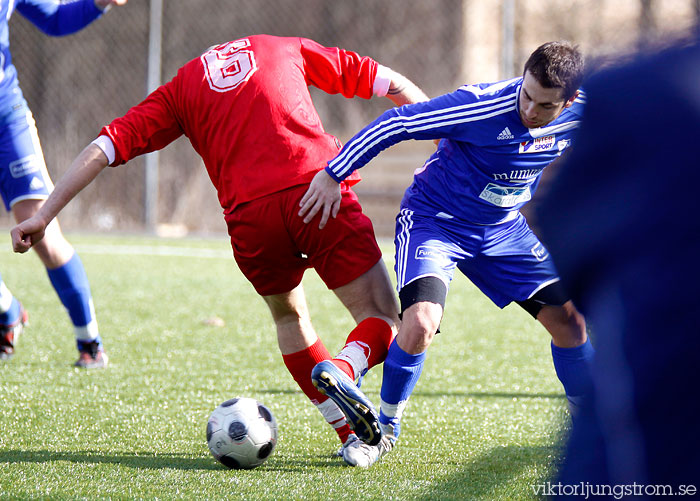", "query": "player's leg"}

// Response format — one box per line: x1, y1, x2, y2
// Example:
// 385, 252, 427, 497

323, 210, 461, 461
329, 259, 399, 382
262, 285, 354, 446
517, 284, 593, 415
299, 186, 400, 450
0, 108, 32, 359
303, 184, 400, 383
378, 280, 446, 442
469, 214, 594, 416
311, 259, 400, 450
378, 209, 463, 447
314, 290, 446, 467
227, 190, 355, 448
12, 199, 106, 368
1, 107, 104, 367
0, 273, 29, 360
